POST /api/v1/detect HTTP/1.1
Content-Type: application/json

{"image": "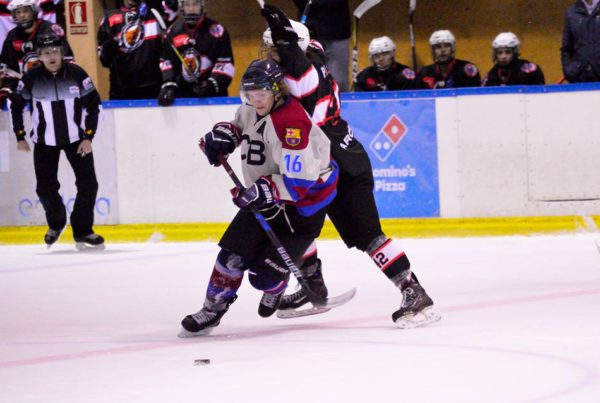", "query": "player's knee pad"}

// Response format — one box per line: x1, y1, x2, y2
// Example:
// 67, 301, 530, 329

368, 237, 411, 279
215, 249, 246, 279
248, 258, 289, 293
207, 249, 246, 305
